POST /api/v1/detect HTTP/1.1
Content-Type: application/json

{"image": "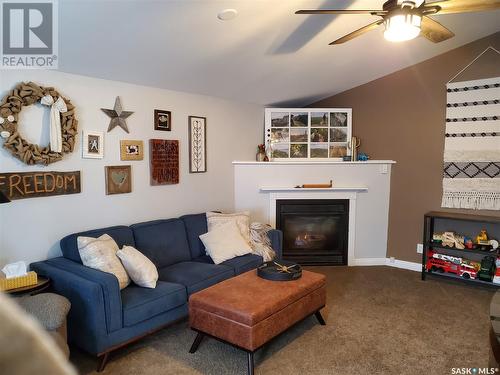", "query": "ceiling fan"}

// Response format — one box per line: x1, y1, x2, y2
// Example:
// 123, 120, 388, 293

296, 0, 500, 44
